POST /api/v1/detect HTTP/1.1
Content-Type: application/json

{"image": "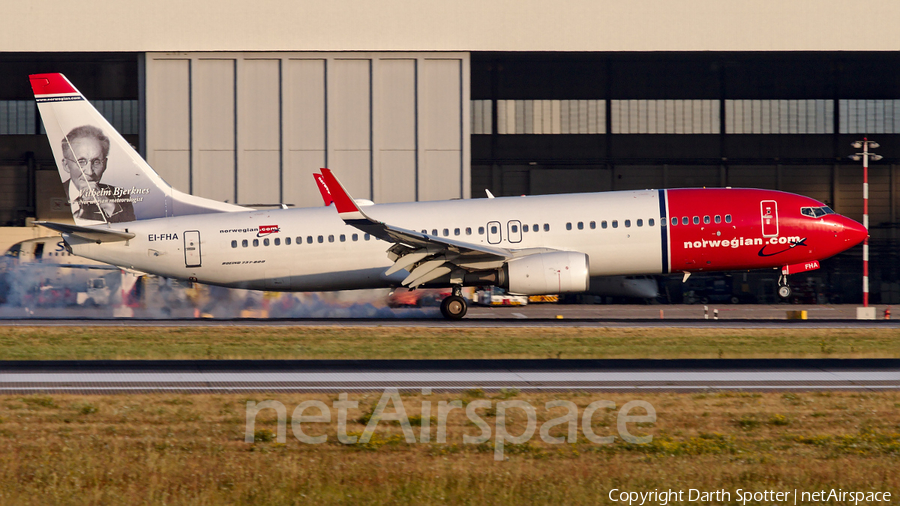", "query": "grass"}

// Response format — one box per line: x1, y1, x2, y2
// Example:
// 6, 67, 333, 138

0, 326, 898, 360
1, 391, 899, 504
